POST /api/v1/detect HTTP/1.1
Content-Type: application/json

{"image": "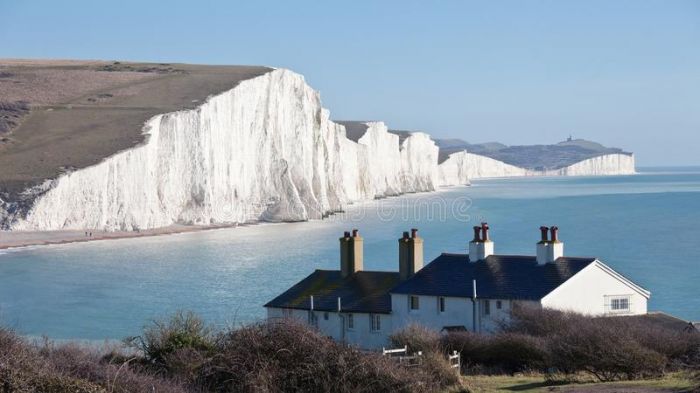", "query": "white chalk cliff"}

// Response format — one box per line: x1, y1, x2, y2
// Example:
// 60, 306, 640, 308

9, 69, 635, 231
437, 150, 635, 186
438, 151, 530, 186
